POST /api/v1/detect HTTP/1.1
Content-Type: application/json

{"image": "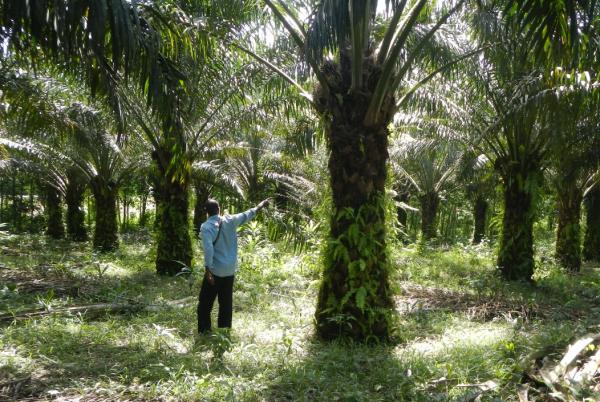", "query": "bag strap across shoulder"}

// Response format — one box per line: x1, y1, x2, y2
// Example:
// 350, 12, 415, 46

212, 216, 222, 246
